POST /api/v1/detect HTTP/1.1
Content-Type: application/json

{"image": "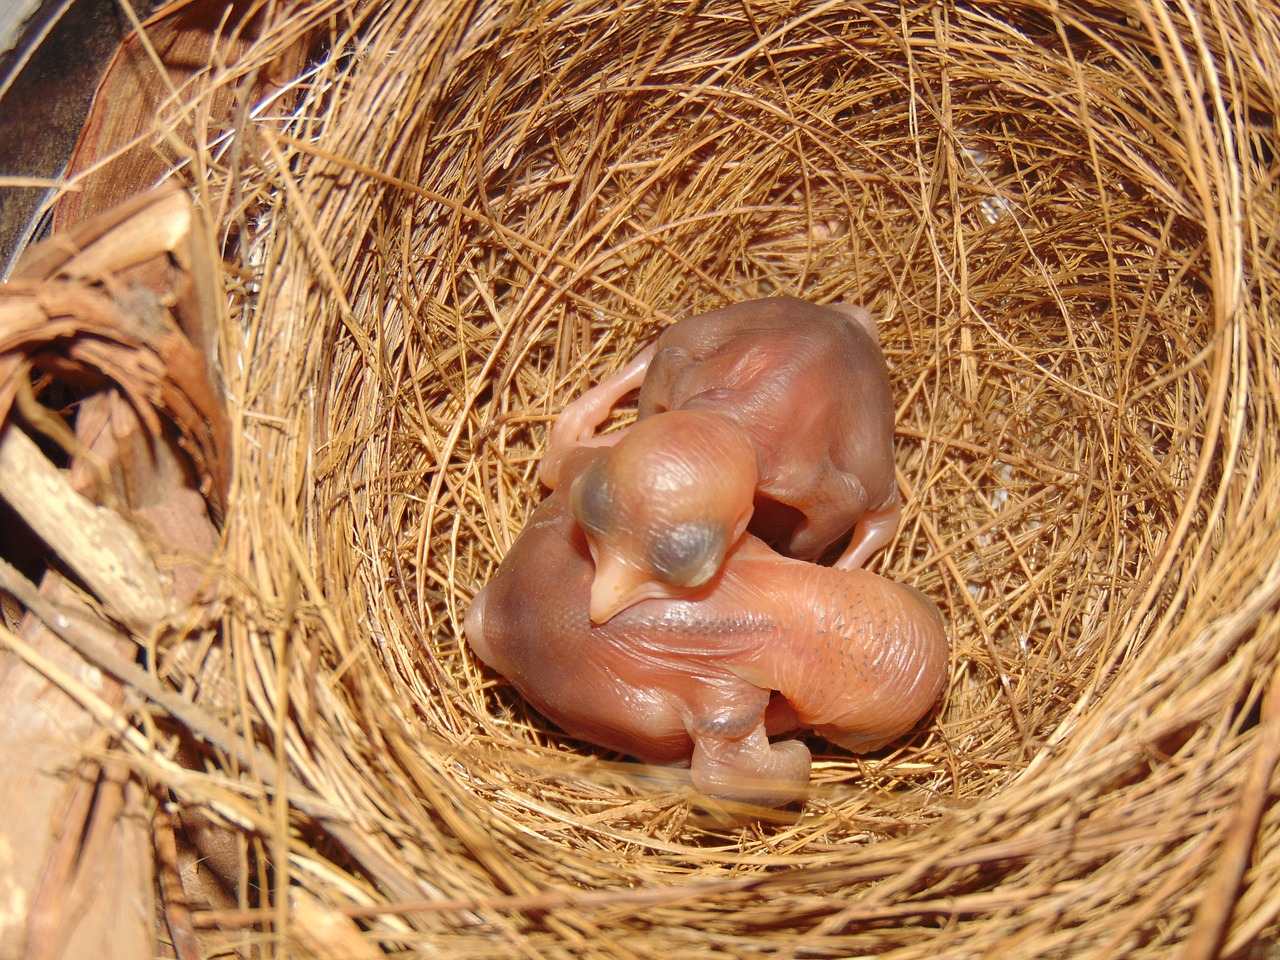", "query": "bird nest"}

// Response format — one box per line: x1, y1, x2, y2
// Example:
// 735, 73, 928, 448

2, 0, 1279, 957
